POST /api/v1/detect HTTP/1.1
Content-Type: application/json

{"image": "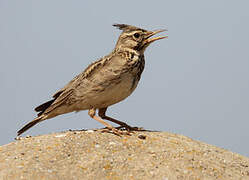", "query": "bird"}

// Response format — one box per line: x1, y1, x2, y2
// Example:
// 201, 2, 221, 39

17, 24, 167, 136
